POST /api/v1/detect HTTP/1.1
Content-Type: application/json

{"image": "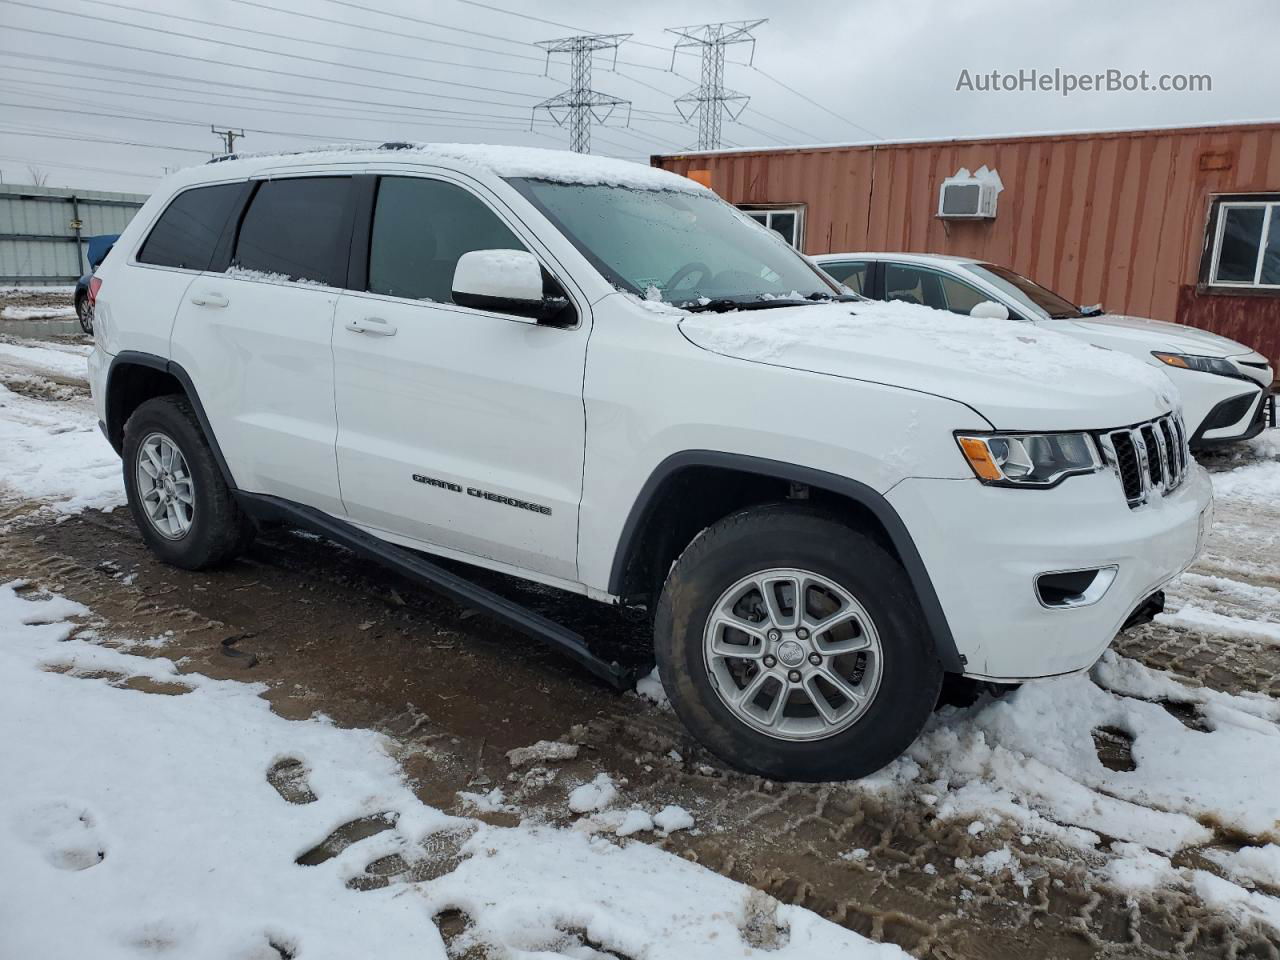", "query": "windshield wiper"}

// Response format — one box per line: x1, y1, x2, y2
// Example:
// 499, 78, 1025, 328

805, 292, 862, 302
681, 297, 817, 313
